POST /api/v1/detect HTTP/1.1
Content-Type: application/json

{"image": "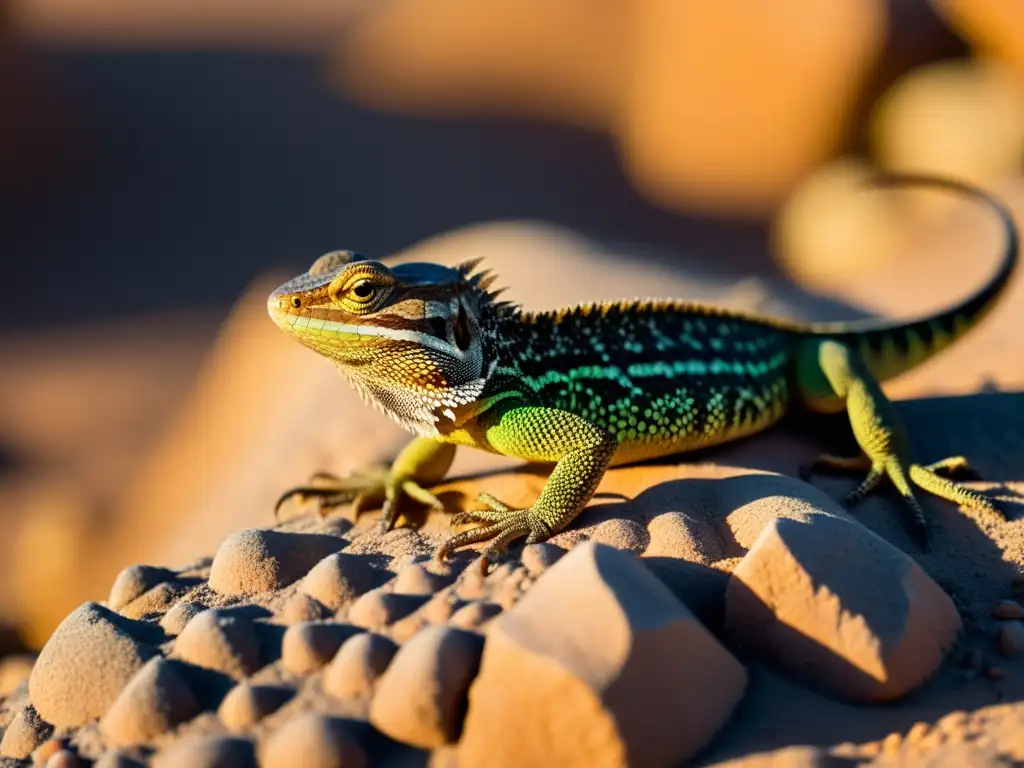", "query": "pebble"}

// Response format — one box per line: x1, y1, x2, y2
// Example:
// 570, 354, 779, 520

588, 518, 649, 553
108, 565, 178, 611
996, 622, 1024, 658
209, 529, 344, 596
32, 738, 64, 766
29, 602, 158, 727
121, 583, 189, 620
448, 602, 501, 631
519, 543, 564, 576
323, 633, 398, 701
389, 613, 429, 644
151, 736, 257, 768
392, 563, 441, 596
218, 682, 295, 731
725, 506, 960, 701
260, 714, 367, 768
459, 542, 747, 767
369, 626, 485, 749
173, 610, 261, 679
279, 593, 331, 624
418, 592, 461, 624
0, 705, 52, 759
643, 511, 723, 564
159, 602, 206, 636
300, 553, 392, 610
99, 658, 201, 747
991, 600, 1024, 620
282, 622, 363, 675
43, 750, 83, 768
348, 589, 428, 631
